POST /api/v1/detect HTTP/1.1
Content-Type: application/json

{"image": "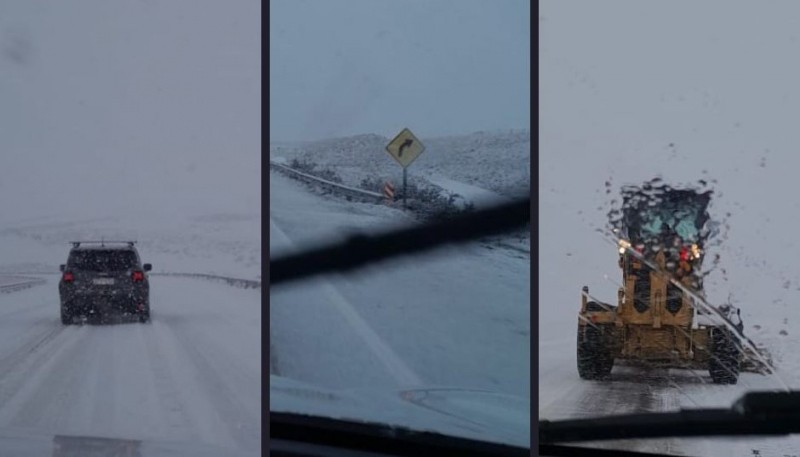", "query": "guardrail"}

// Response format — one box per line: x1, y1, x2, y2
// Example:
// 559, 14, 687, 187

0, 277, 47, 294
151, 273, 260, 289
269, 160, 383, 201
